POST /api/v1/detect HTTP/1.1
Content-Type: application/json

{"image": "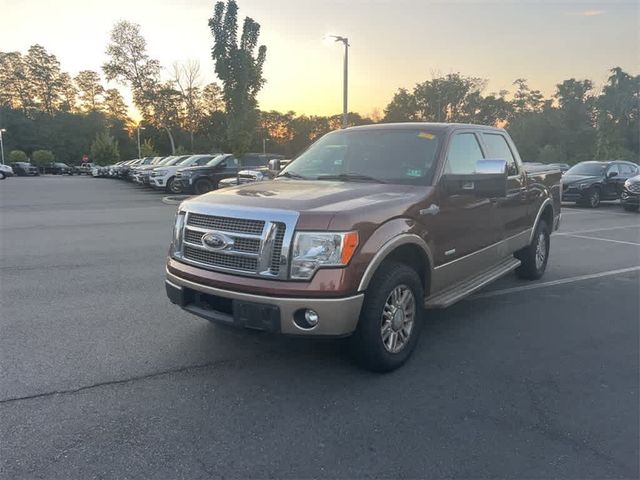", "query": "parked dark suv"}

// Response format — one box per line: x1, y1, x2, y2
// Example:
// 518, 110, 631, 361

10, 162, 39, 176
43, 162, 74, 175
176, 153, 285, 195
621, 174, 640, 212
561, 160, 639, 207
